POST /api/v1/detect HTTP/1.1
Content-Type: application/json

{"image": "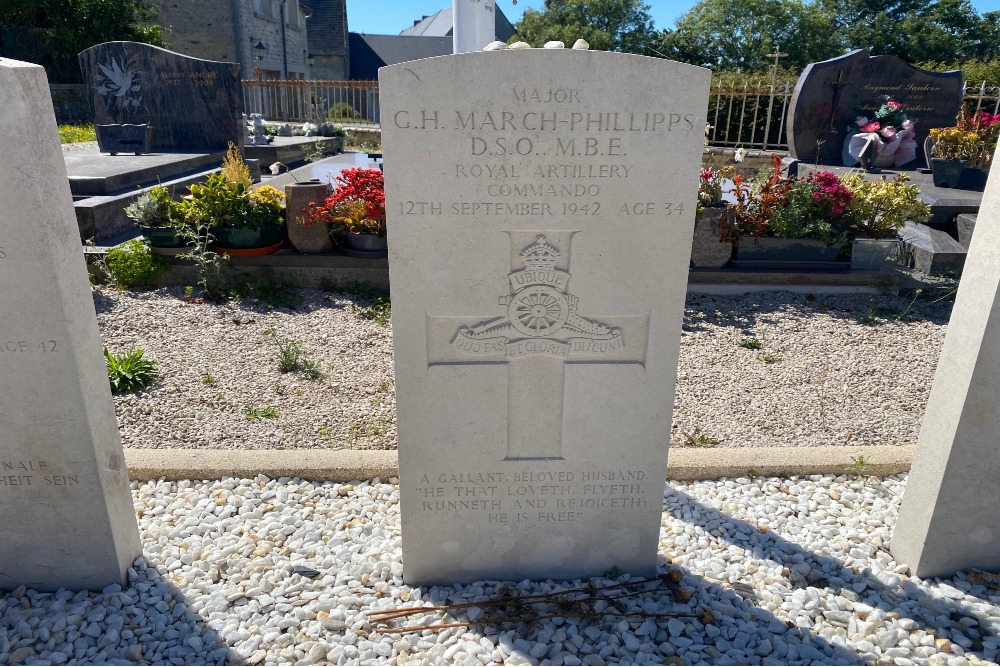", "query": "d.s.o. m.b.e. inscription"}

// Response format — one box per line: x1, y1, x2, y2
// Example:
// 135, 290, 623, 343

427, 231, 649, 460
